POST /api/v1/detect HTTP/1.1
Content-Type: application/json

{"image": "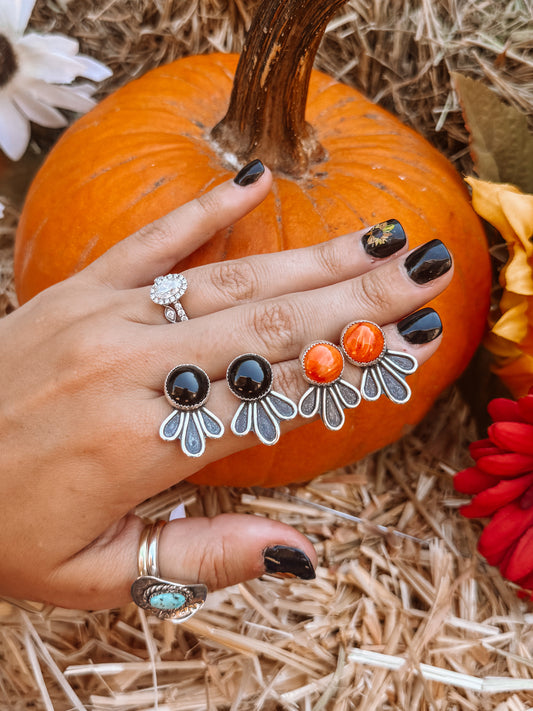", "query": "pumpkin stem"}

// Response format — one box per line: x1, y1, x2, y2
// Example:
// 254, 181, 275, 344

211, 0, 348, 178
